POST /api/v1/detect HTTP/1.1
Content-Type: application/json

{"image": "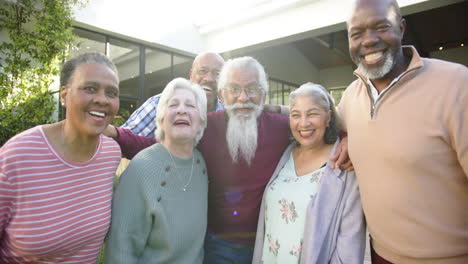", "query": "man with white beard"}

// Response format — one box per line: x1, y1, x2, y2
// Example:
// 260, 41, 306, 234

112, 57, 291, 263
222, 59, 266, 166
109, 56, 353, 263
